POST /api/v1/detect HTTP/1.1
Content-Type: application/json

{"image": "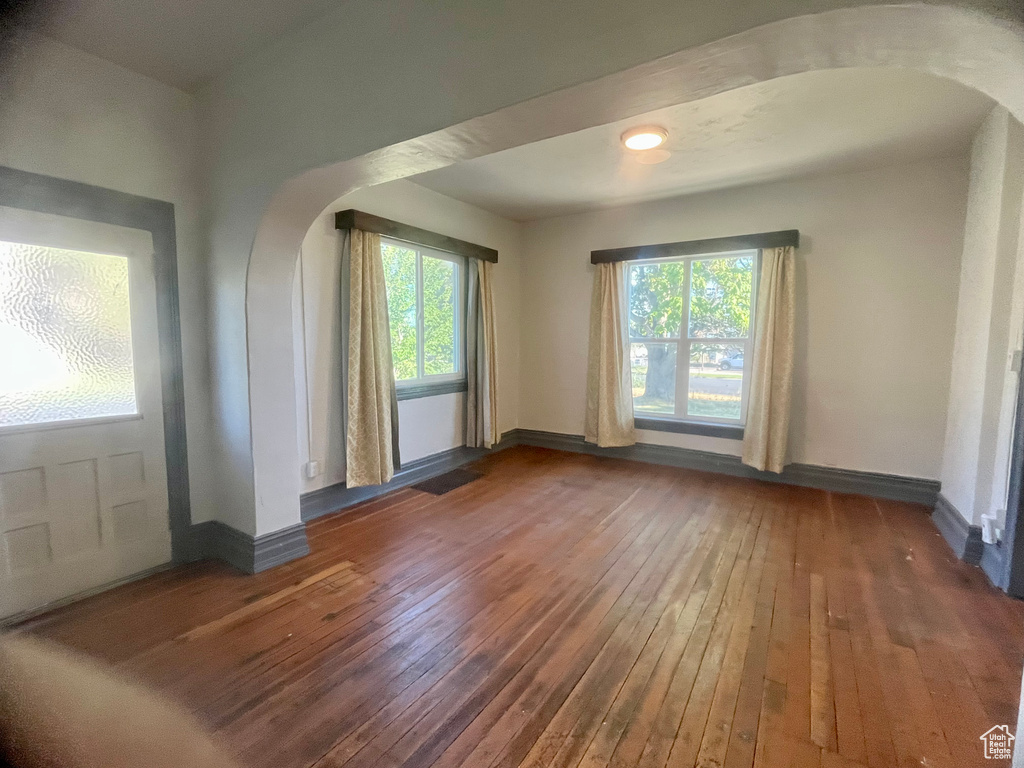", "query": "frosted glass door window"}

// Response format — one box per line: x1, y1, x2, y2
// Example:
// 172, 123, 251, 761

0, 241, 139, 427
